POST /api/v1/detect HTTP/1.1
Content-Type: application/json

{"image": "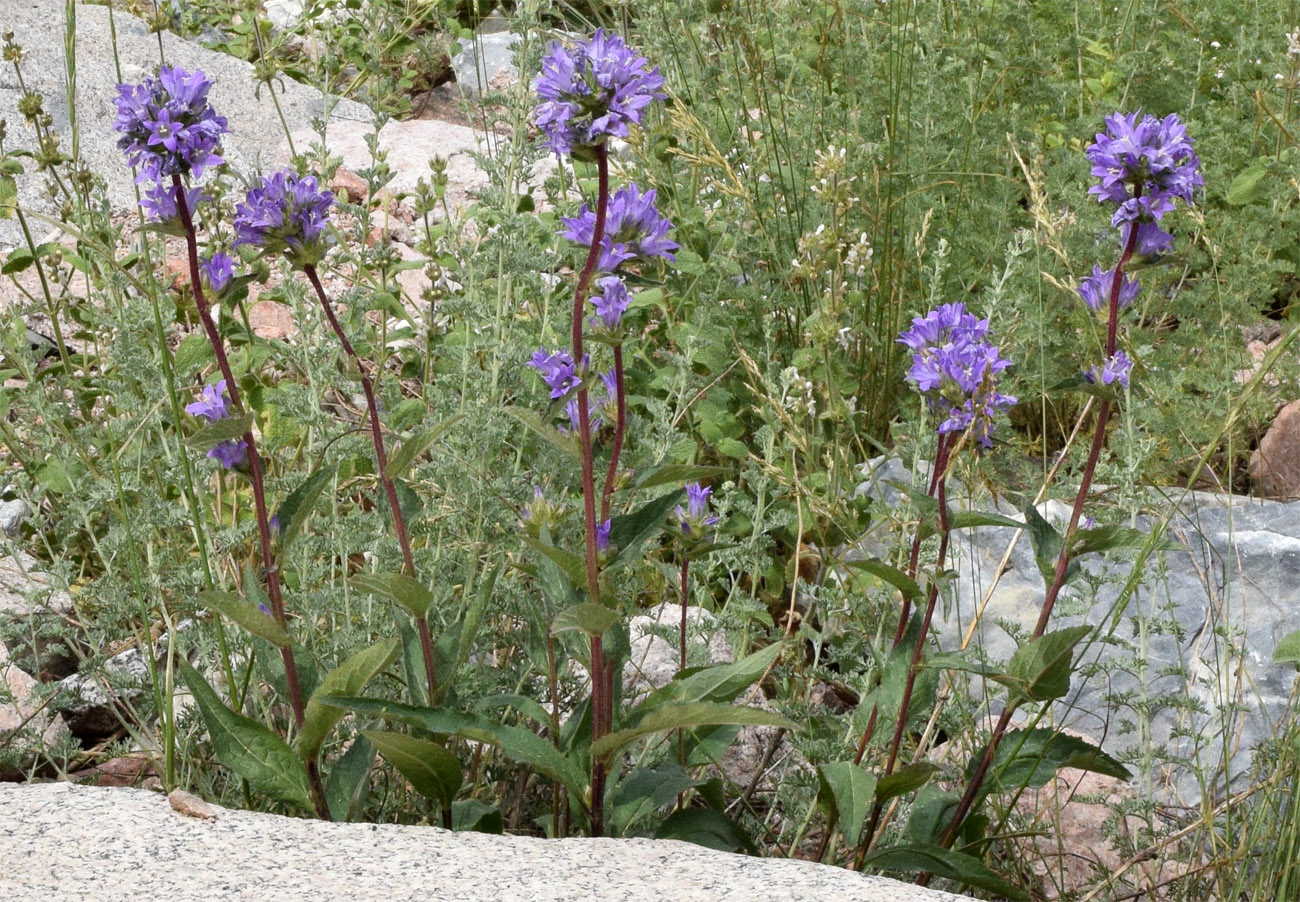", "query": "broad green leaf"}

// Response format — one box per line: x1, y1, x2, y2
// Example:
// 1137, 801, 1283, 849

185, 411, 254, 448
874, 762, 938, 803
859, 844, 1028, 899
925, 650, 1005, 680
178, 660, 312, 811
1022, 504, 1078, 586
384, 415, 463, 480
198, 589, 290, 648
608, 489, 685, 568
591, 702, 796, 762
637, 642, 784, 711
978, 728, 1132, 792
1, 248, 32, 274
1226, 158, 1269, 206
389, 573, 436, 618
363, 729, 463, 807
817, 761, 877, 847
322, 697, 587, 798
297, 639, 400, 763
173, 333, 215, 375
1274, 630, 1300, 670
275, 463, 337, 552
654, 807, 757, 855
905, 785, 960, 846
1069, 524, 1179, 557
949, 510, 1024, 530
551, 602, 620, 638
635, 464, 729, 491
472, 693, 555, 730
325, 734, 375, 822
521, 535, 588, 592
845, 558, 922, 601
451, 799, 503, 834
610, 763, 703, 835
1003, 626, 1092, 704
